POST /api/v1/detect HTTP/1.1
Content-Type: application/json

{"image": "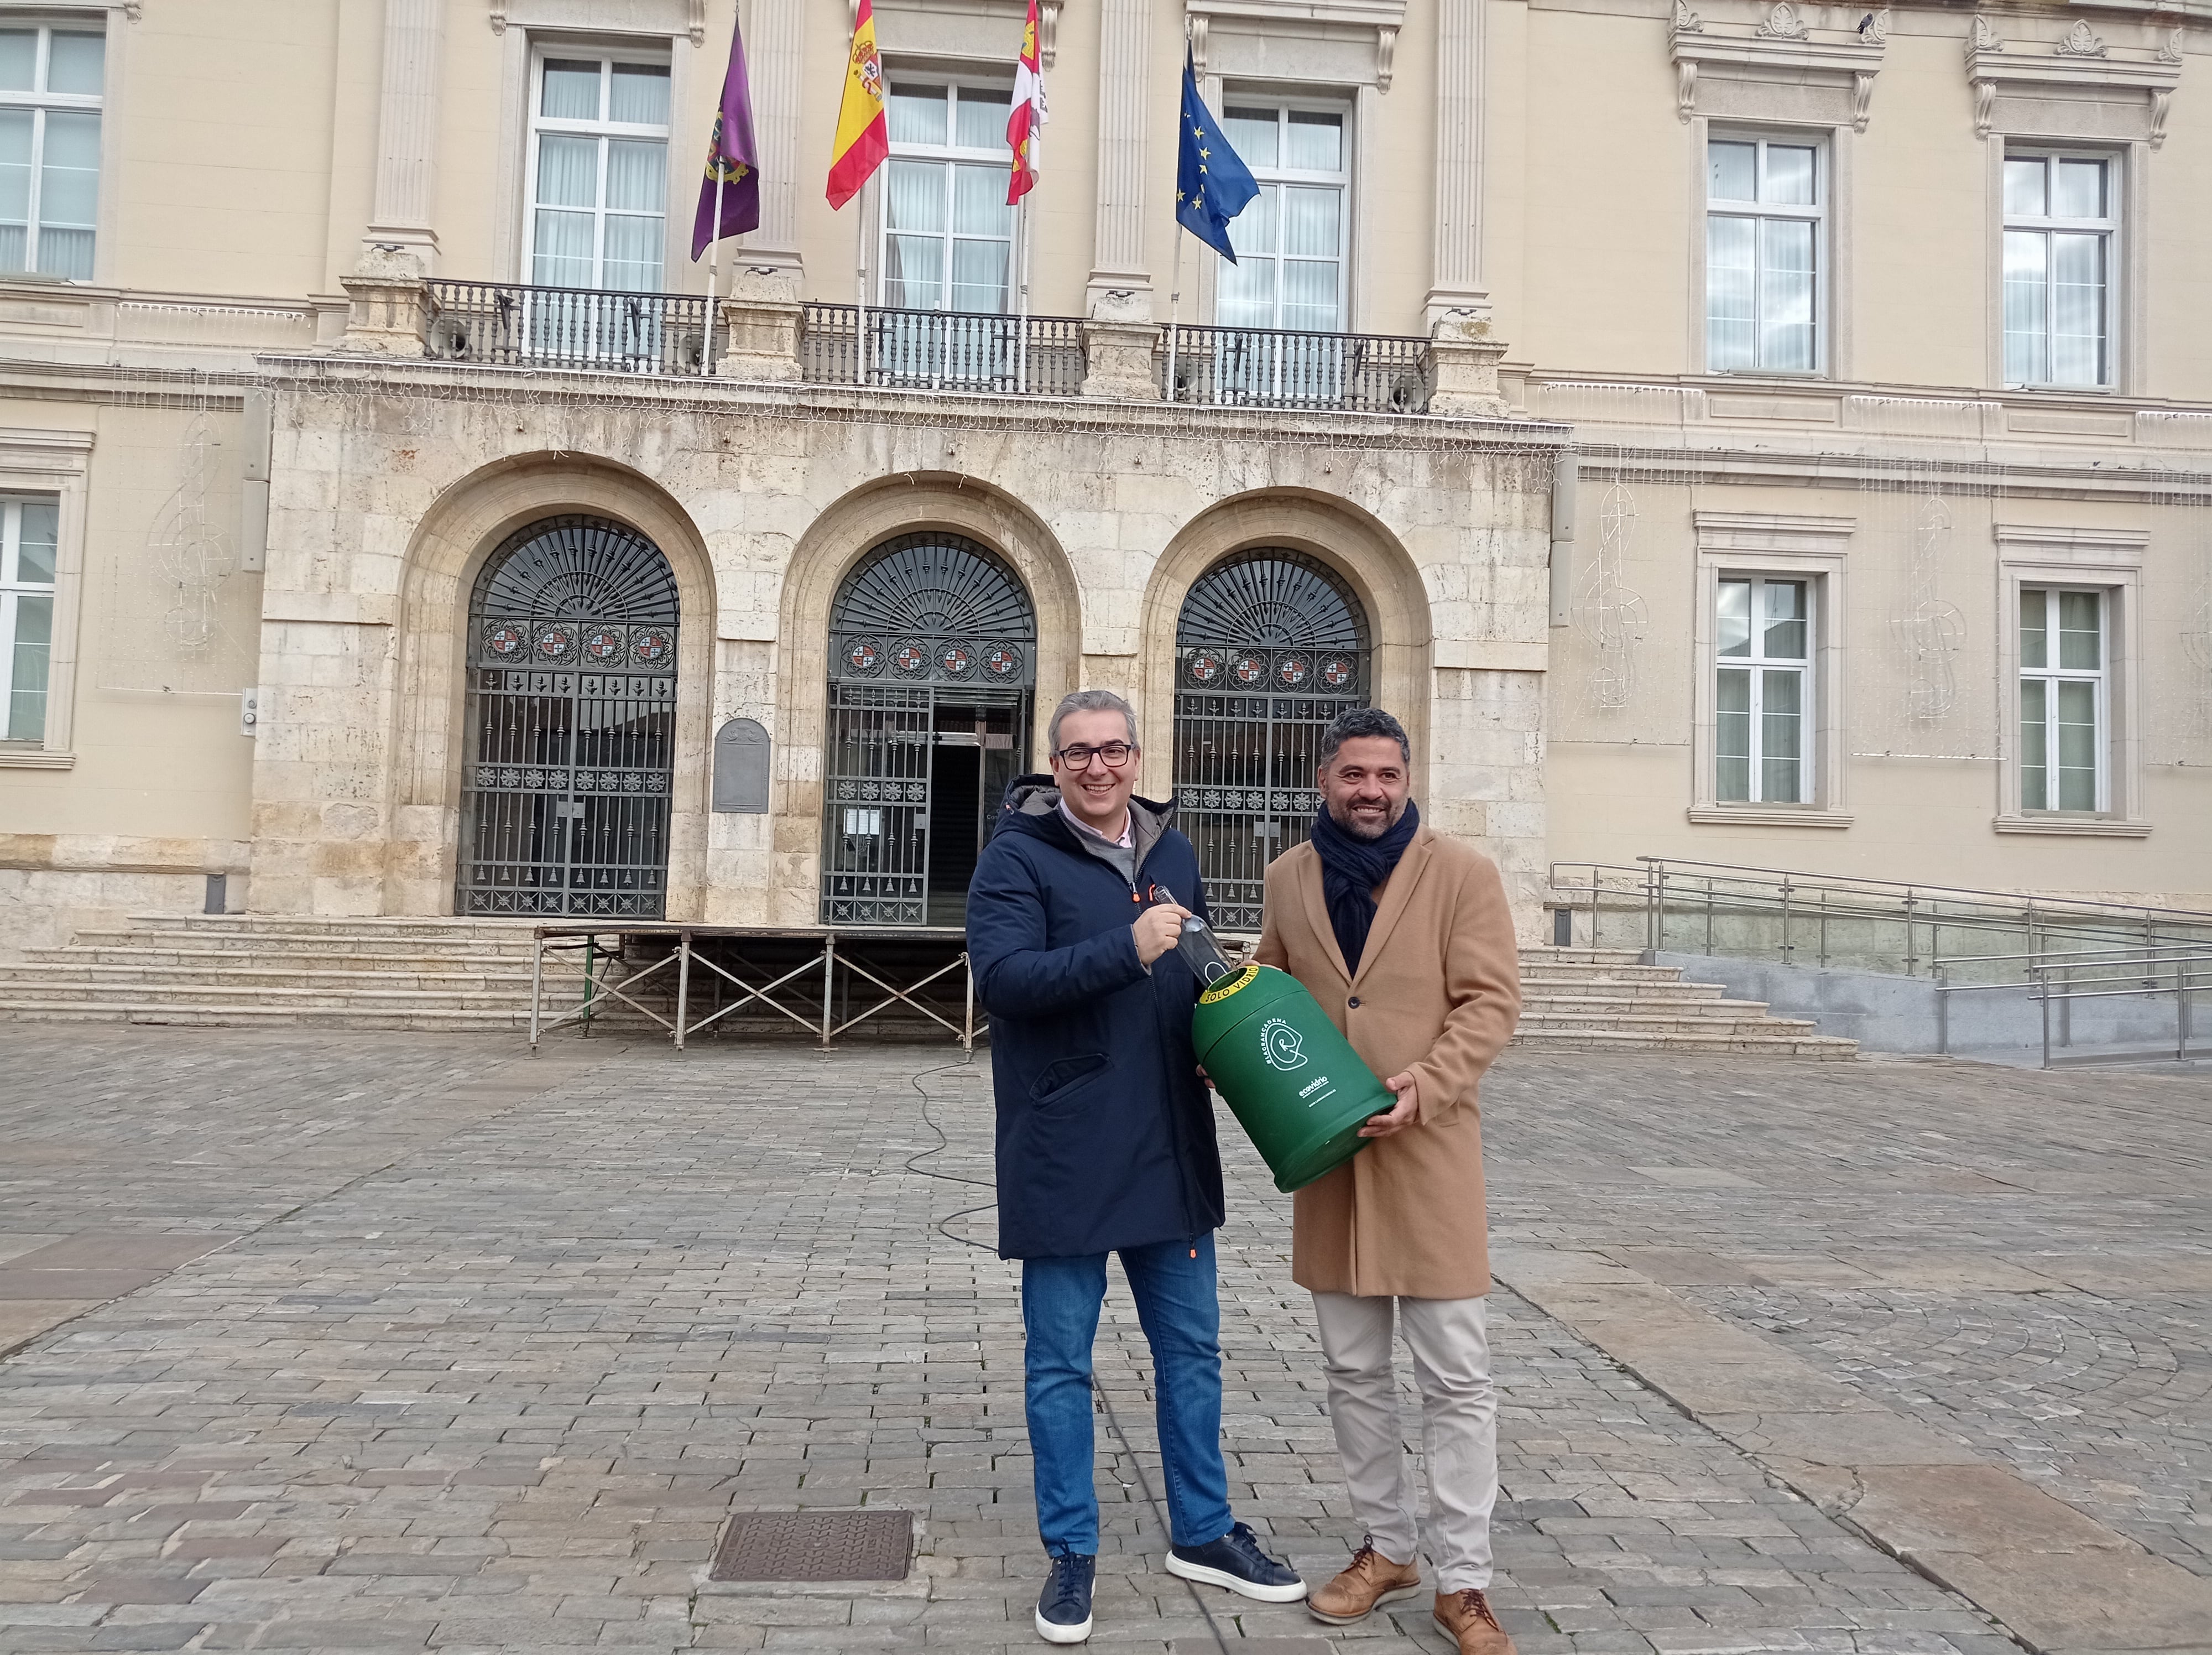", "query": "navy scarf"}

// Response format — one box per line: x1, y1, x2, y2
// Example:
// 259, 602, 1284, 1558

1307, 798, 1420, 975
